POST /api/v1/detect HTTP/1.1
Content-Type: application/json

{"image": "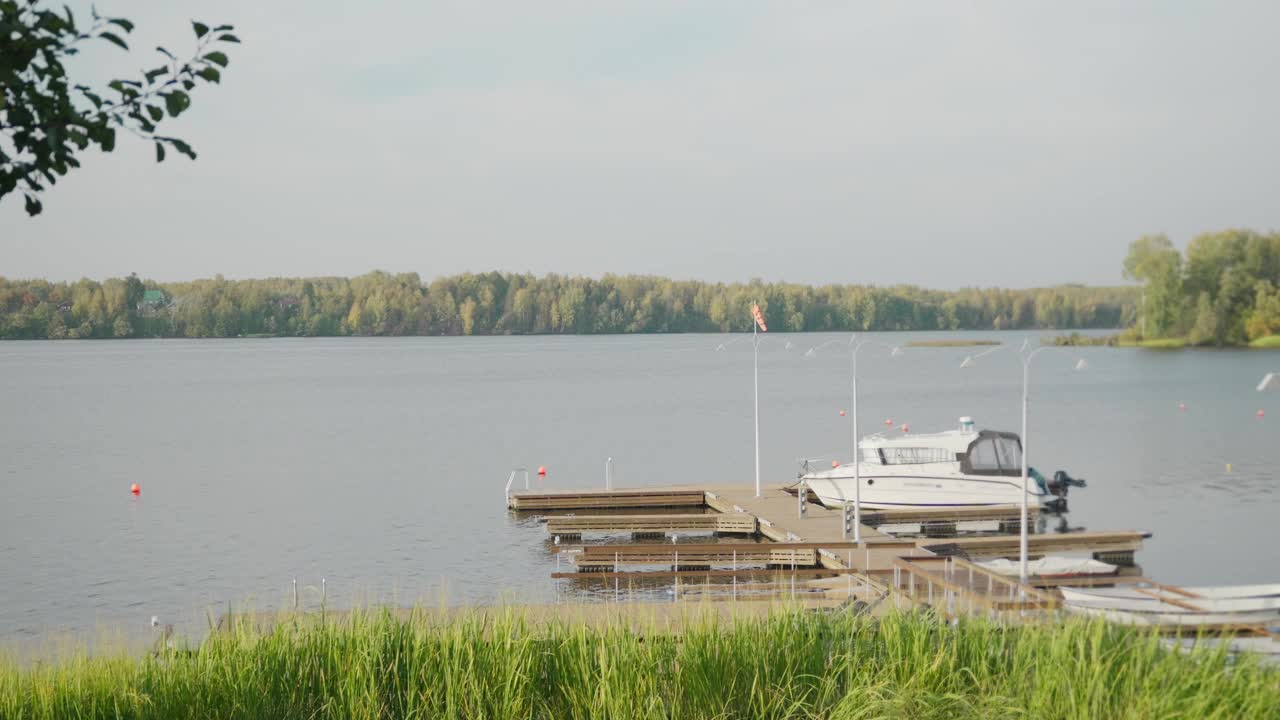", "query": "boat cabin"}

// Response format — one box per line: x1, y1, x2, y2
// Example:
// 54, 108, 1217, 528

857, 417, 1023, 477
